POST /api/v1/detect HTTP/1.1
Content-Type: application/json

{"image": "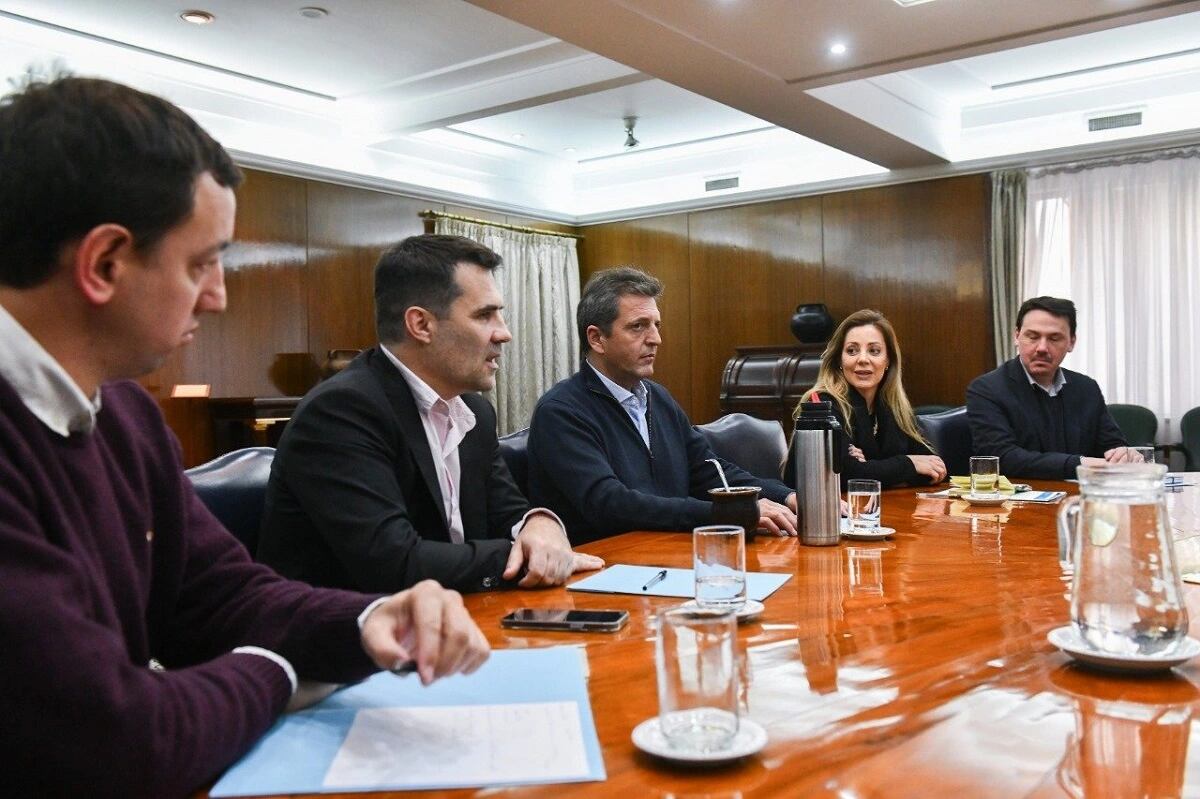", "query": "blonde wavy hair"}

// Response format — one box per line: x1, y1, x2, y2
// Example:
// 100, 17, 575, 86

794, 309, 931, 450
